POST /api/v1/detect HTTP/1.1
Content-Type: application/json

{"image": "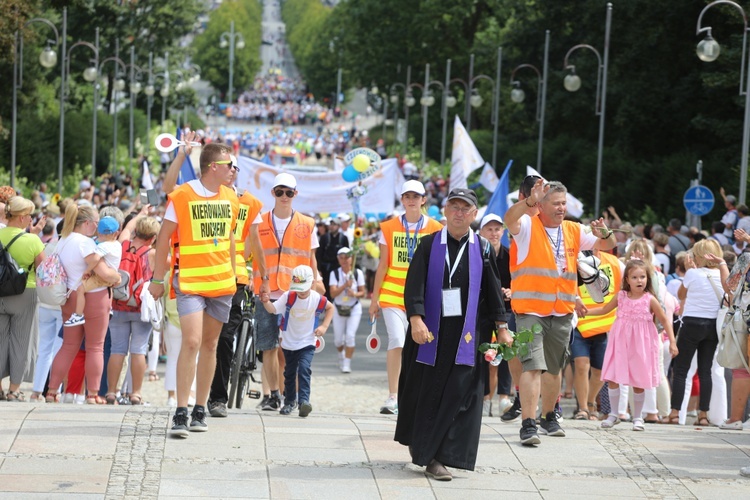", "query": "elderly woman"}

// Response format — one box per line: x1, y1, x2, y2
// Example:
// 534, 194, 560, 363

46, 203, 120, 404
0, 196, 45, 401
666, 239, 729, 425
